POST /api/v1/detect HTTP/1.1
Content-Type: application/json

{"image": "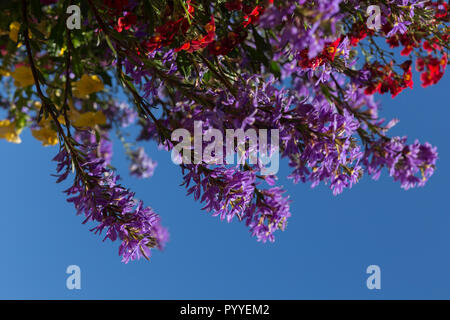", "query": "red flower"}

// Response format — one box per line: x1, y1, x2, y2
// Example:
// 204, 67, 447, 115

386, 36, 399, 48
400, 60, 412, 72
434, 1, 448, 19
423, 41, 434, 53
116, 12, 137, 32
175, 42, 190, 53
209, 31, 247, 56
421, 71, 434, 87
401, 44, 414, 56
243, 5, 264, 28
440, 53, 448, 70
348, 23, 370, 47
416, 58, 425, 72
324, 38, 341, 61
403, 68, 413, 89
143, 1, 196, 54
364, 82, 381, 95
144, 35, 164, 53
176, 16, 216, 53
420, 62, 444, 87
